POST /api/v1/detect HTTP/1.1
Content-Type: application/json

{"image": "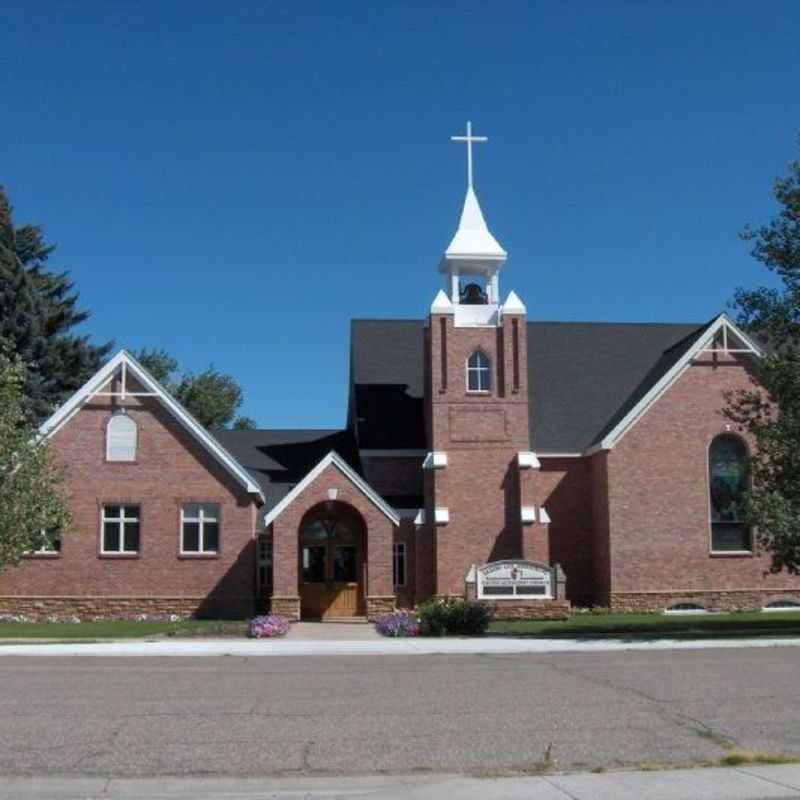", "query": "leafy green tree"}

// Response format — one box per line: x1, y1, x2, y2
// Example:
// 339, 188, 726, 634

0, 349, 70, 571
725, 140, 800, 573
0, 187, 111, 420
133, 348, 254, 430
